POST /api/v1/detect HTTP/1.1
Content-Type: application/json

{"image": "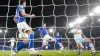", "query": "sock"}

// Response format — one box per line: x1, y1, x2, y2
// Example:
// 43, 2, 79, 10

29, 33, 34, 49
82, 48, 85, 51
89, 43, 95, 51
55, 42, 61, 50
77, 48, 81, 55
11, 48, 13, 53
78, 48, 80, 52
15, 42, 26, 52
79, 48, 84, 52
11, 46, 13, 52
